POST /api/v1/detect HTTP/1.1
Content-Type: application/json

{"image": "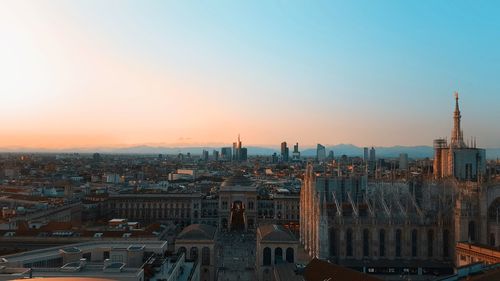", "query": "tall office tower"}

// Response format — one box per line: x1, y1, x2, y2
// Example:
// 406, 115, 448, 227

363, 147, 369, 162
280, 142, 289, 162
221, 147, 232, 161
240, 147, 248, 161
272, 152, 278, 163
213, 150, 219, 161
369, 147, 376, 172
399, 153, 409, 170
202, 150, 209, 161
233, 134, 242, 161
369, 147, 376, 162
316, 144, 326, 161
328, 150, 334, 160
292, 142, 301, 161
